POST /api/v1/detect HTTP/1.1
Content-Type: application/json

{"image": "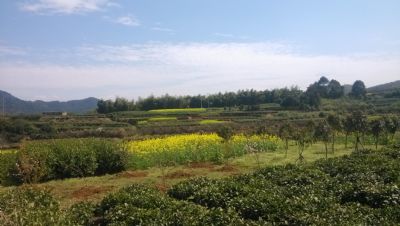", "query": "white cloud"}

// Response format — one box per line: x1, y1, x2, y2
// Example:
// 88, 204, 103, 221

1, 42, 399, 101
214, 33, 250, 40
214, 33, 235, 38
0, 45, 27, 56
20, 0, 117, 14
114, 15, 140, 26
151, 27, 174, 33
